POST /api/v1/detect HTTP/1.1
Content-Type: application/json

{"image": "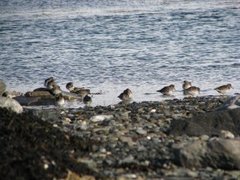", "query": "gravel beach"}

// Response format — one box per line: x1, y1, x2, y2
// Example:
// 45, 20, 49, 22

1, 95, 240, 179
